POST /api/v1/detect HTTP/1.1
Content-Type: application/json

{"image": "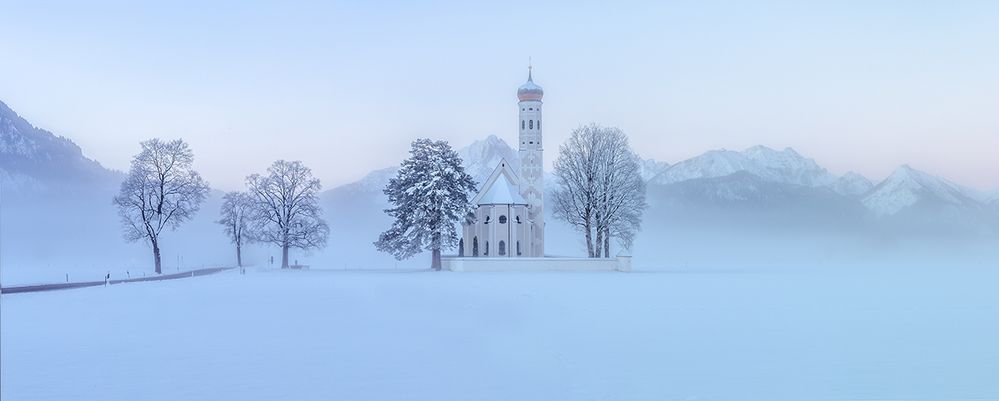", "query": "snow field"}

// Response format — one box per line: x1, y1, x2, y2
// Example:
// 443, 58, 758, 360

2, 267, 998, 401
